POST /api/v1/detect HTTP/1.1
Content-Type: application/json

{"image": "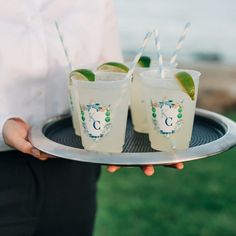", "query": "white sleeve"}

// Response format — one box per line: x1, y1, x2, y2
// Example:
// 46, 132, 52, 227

99, 0, 123, 63
0, 72, 28, 151
0, 64, 29, 150
0, 114, 20, 151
